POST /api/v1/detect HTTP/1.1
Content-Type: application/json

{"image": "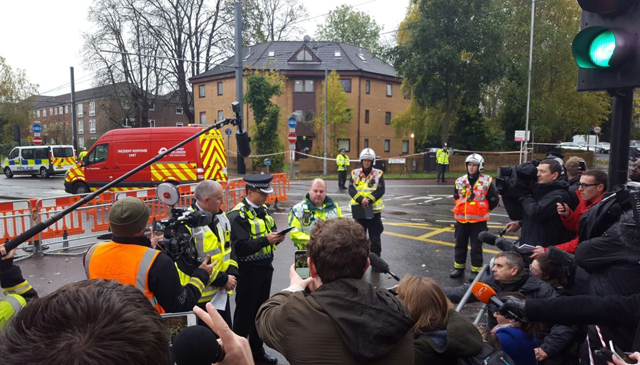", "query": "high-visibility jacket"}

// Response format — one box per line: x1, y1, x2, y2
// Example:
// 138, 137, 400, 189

337, 154, 350, 172
84, 241, 167, 313
453, 174, 492, 223
0, 294, 26, 330
230, 201, 277, 262
178, 208, 236, 303
78, 151, 87, 160
436, 149, 450, 165
350, 168, 385, 212
289, 195, 342, 250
